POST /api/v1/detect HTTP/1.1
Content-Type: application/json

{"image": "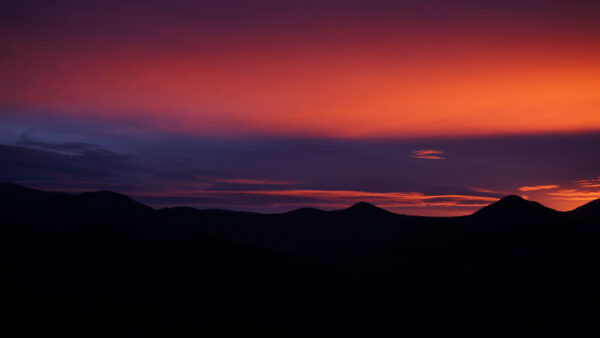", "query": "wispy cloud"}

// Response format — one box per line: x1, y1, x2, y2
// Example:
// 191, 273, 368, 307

575, 177, 600, 188
519, 185, 559, 192
546, 177, 600, 201
412, 149, 445, 160
131, 188, 497, 211
548, 189, 600, 201
469, 187, 512, 195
